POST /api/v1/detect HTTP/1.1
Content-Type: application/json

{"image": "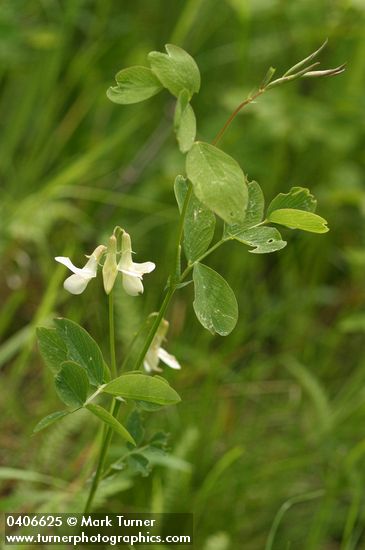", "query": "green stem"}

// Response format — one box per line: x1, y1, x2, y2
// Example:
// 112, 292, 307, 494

180, 239, 226, 281
173, 181, 193, 278
119, 321, 151, 372
84, 399, 121, 513
131, 180, 195, 372
108, 292, 117, 379
84, 292, 118, 513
